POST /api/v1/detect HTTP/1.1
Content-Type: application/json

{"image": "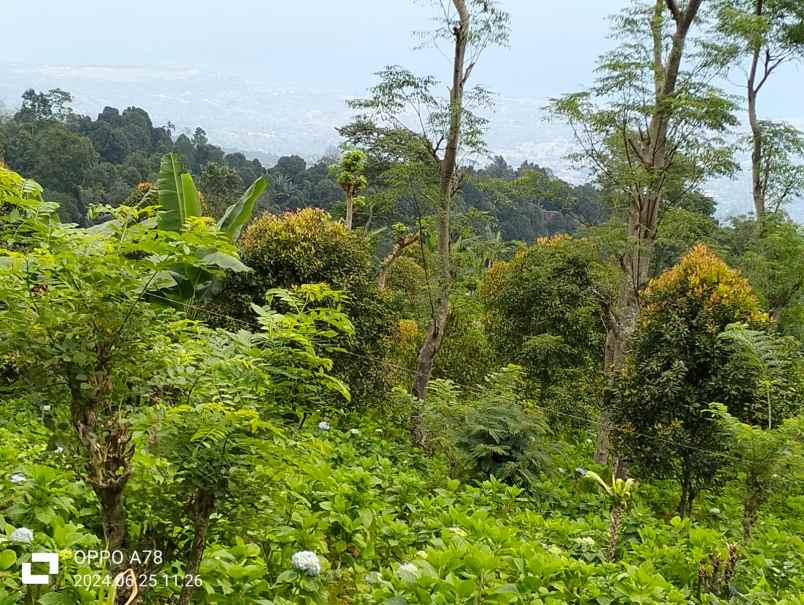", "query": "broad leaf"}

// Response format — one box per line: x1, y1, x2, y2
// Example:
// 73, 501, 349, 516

201, 251, 250, 273
157, 153, 200, 232
217, 176, 268, 241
